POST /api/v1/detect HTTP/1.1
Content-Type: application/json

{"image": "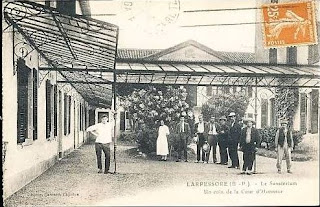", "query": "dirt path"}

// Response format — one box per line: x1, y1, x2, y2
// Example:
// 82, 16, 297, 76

4, 143, 319, 206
